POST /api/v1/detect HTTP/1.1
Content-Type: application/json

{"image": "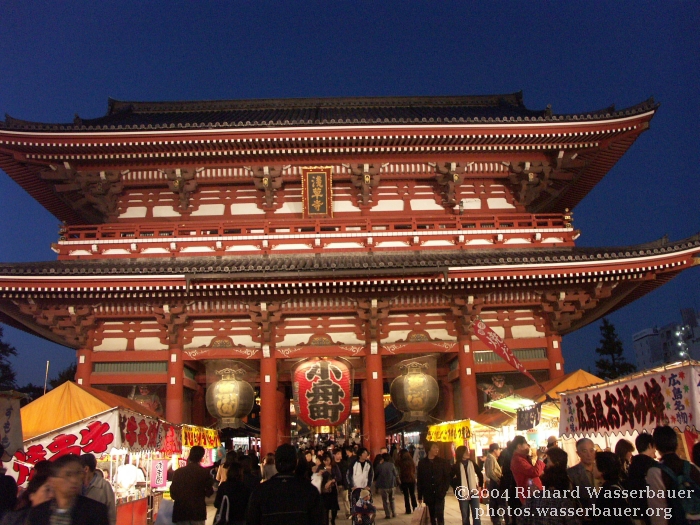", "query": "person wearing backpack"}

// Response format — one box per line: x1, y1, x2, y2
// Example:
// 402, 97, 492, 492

623, 433, 658, 525
646, 425, 700, 525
